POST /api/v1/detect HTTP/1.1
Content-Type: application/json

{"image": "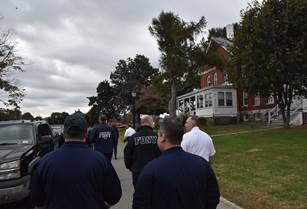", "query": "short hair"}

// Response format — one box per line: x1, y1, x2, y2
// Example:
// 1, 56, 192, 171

189, 115, 199, 126
159, 117, 183, 145
141, 115, 153, 126
99, 114, 107, 122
